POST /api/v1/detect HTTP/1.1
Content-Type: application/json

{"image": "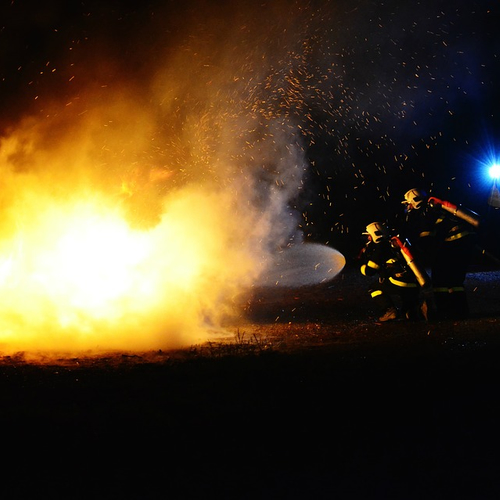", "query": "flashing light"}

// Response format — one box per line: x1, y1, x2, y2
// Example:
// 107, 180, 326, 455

489, 163, 500, 180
